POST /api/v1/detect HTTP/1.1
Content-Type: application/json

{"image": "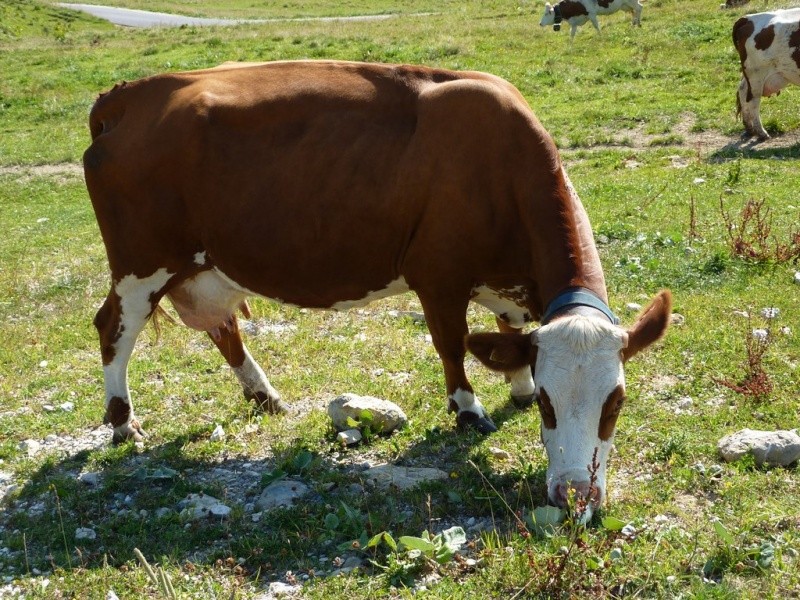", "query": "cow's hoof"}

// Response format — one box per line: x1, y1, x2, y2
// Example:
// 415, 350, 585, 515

456, 410, 498, 434
112, 419, 146, 445
248, 391, 290, 415
511, 393, 535, 410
